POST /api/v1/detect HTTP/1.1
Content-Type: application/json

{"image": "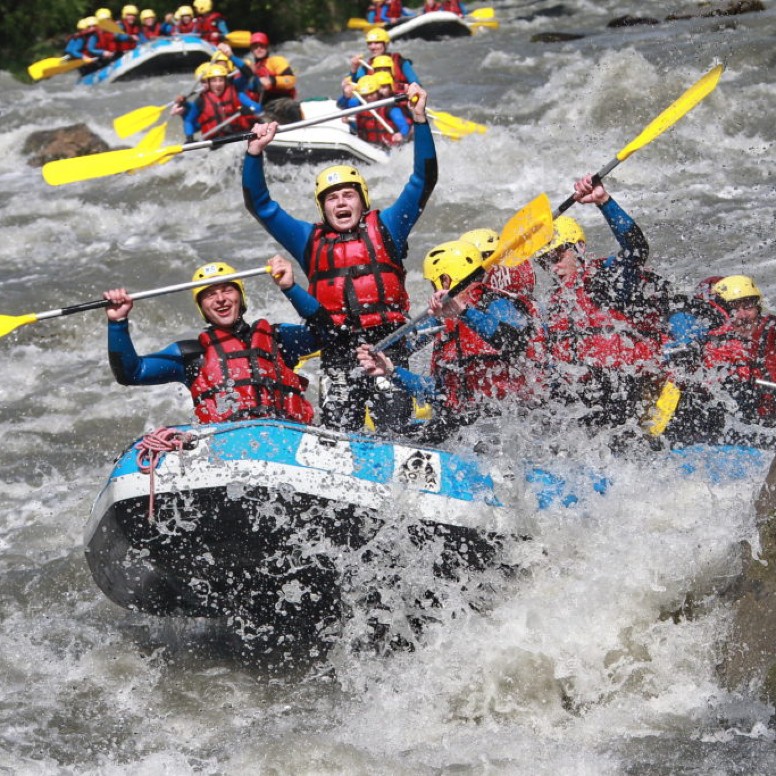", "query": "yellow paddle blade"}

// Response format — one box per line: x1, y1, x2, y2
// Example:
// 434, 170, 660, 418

98, 18, 122, 34
347, 17, 384, 30
40, 58, 90, 79
468, 20, 500, 30
0, 313, 38, 338
42, 144, 183, 186
28, 57, 66, 80
469, 7, 495, 19
225, 30, 251, 48
137, 122, 167, 150
428, 109, 487, 136
113, 104, 168, 138
617, 64, 724, 162
643, 380, 682, 436
484, 193, 554, 269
